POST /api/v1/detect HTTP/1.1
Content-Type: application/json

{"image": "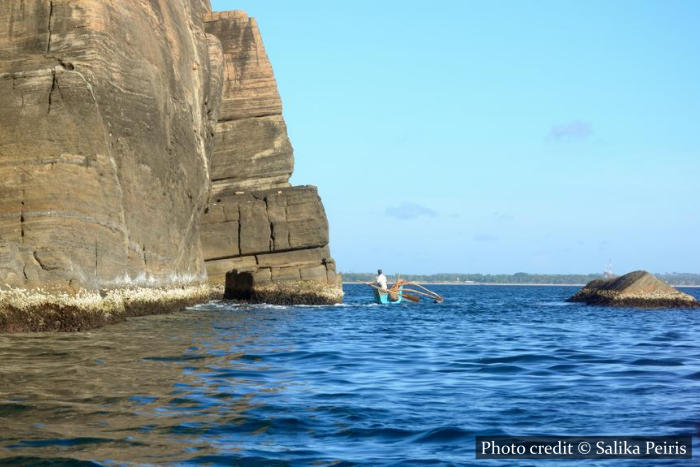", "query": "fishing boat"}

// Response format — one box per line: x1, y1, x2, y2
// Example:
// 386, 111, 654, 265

373, 284, 405, 304
366, 279, 443, 305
